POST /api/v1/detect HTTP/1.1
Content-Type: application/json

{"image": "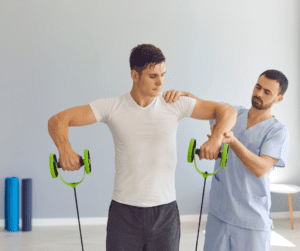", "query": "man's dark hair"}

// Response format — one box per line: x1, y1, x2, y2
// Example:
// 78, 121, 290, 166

259, 70, 288, 96
130, 44, 165, 76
